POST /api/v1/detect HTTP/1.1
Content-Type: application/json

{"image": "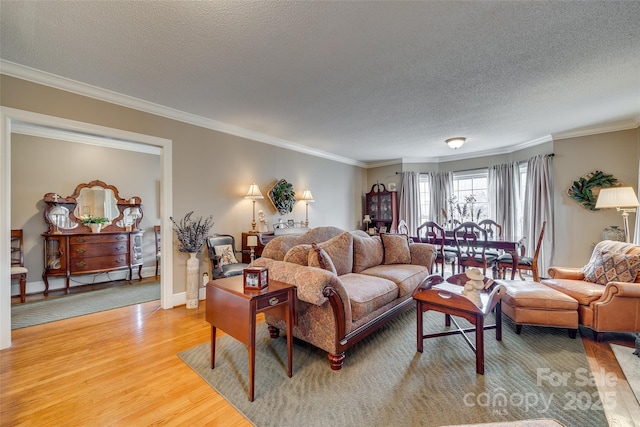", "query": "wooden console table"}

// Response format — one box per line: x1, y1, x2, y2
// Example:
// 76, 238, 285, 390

205, 276, 296, 401
240, 232, 276, 263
